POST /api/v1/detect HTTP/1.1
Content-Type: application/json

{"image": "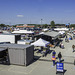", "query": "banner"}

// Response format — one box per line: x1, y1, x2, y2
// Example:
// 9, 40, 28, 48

56, 62, 64, 72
